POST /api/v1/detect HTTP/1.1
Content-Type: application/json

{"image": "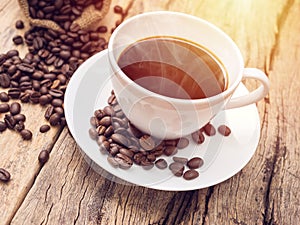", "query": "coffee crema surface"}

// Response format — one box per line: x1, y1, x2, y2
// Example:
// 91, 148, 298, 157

118, 36, 227, 99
